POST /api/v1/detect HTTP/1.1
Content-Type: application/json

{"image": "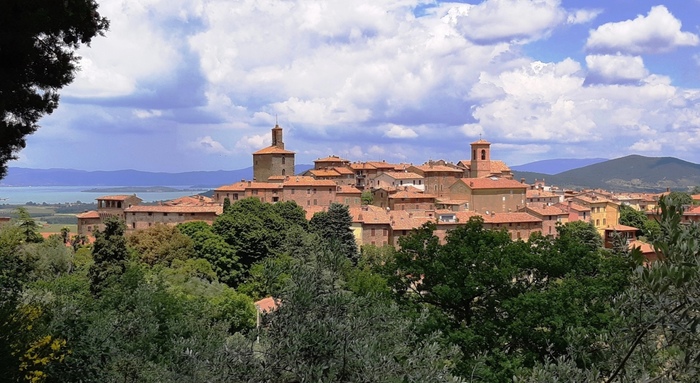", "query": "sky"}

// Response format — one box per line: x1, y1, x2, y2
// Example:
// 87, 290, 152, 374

12, 0, 700, 172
